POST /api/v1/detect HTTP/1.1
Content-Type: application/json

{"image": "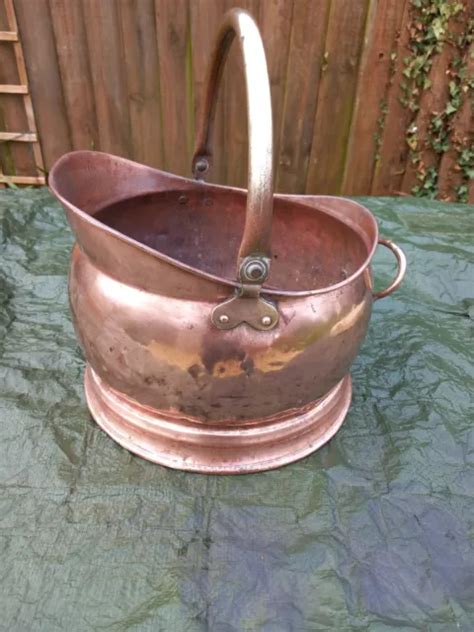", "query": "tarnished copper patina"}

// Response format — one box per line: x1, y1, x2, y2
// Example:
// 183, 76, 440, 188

49, 9, 406, 473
